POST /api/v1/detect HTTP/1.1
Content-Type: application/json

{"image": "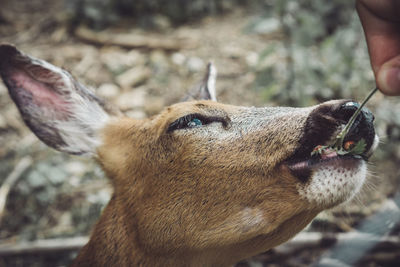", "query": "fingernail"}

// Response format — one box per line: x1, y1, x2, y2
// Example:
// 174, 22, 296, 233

379, 67, 400, 96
